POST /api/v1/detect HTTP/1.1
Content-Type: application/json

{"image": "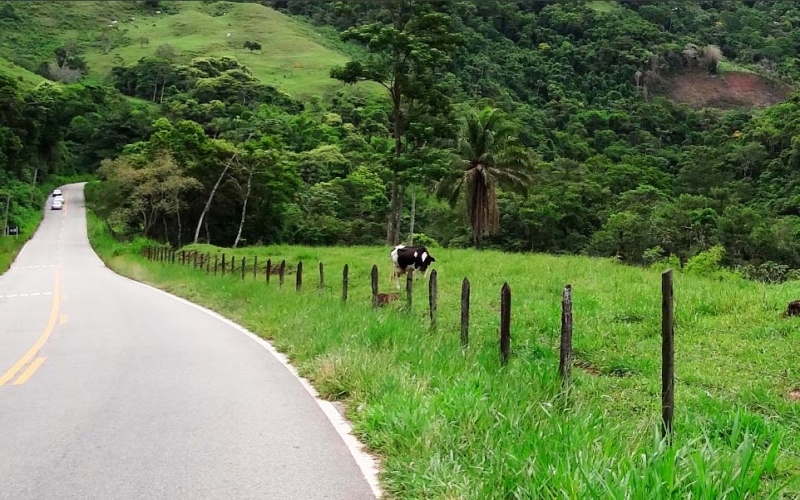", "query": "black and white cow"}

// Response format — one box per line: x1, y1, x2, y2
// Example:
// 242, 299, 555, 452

389, 244, 436, 289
